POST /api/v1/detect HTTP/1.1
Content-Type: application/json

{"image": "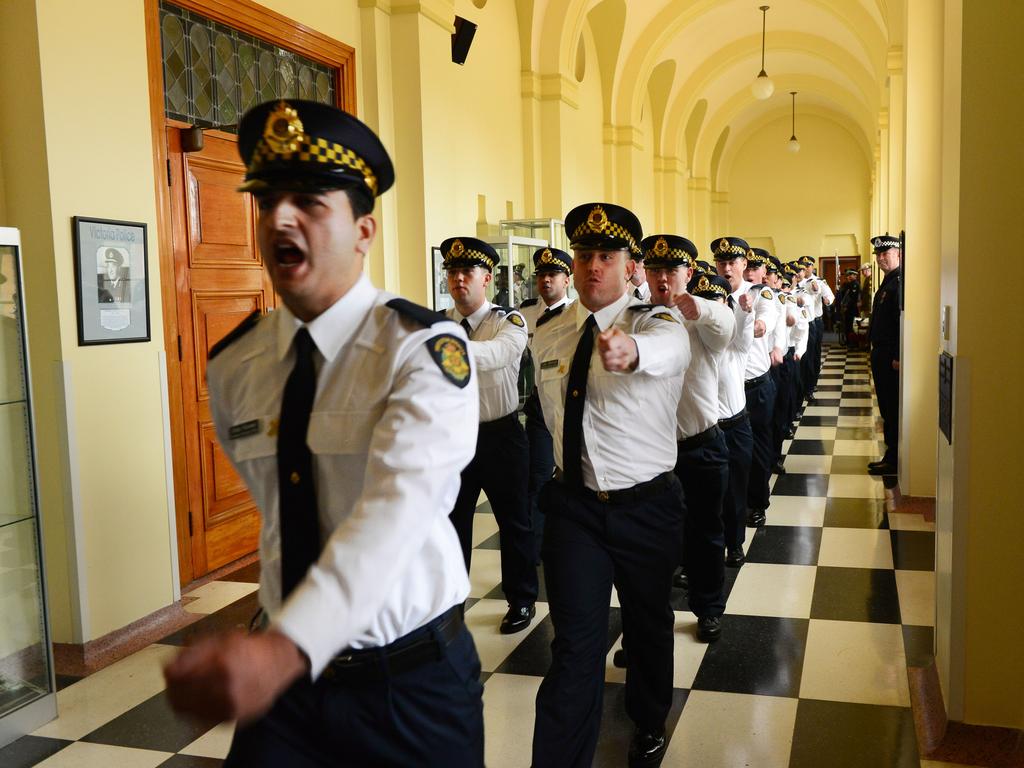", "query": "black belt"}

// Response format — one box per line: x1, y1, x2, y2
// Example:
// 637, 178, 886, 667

322, 606, 463, 684
677, 424, 723, 452
479, 411, 519, 432
718, 409, 749, 429
744, 371, 770, 390
552, 470, 675, 505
